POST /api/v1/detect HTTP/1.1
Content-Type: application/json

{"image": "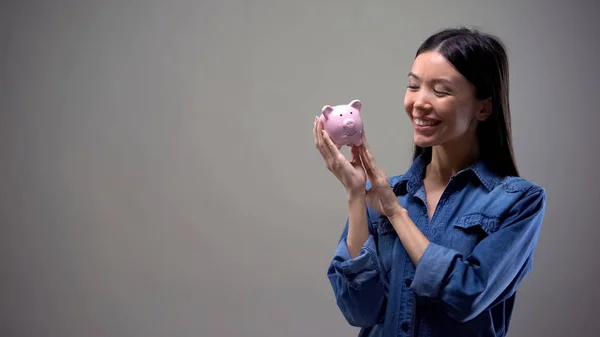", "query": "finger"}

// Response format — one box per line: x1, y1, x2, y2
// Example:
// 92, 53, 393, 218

315, 119, 339, 171
323, 133, 349, 174
358, 144, 374, 170
316, 118, 334, 157
359, 133, 368, 149
313, 116, 319, 146
360, 143, 384, 177
359, 146, 386, 183
317, 118, 328, 149
359, 149, 375, 179
315, 116, 325, 146
322, 129, 344, 162
314, 117, 326, 151
313, 117, 329, 159
351, 146, 365, 170
350, 146, 360, 165
359, 142, 375, 164
314, 117, 329, 156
